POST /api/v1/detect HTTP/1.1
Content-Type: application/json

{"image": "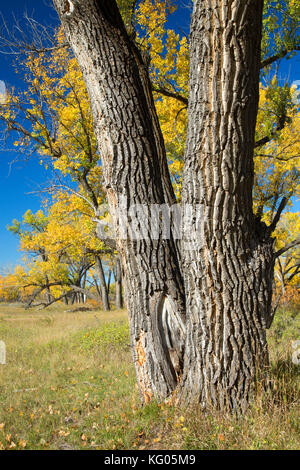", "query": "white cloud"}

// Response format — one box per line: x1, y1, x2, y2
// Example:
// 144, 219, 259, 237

0, 80, 6, 104
291, 79, 300, 105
